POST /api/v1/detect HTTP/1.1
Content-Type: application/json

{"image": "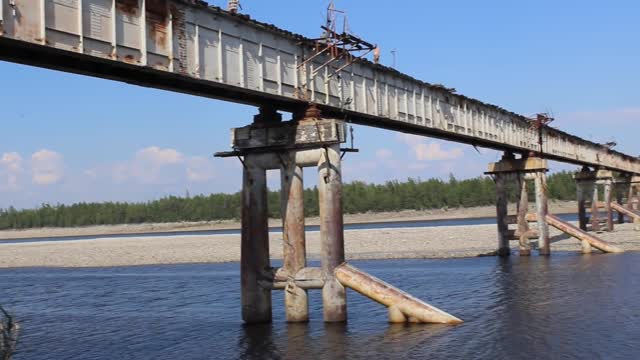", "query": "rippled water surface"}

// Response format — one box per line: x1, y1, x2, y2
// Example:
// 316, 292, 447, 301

1, 253, 638, 359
